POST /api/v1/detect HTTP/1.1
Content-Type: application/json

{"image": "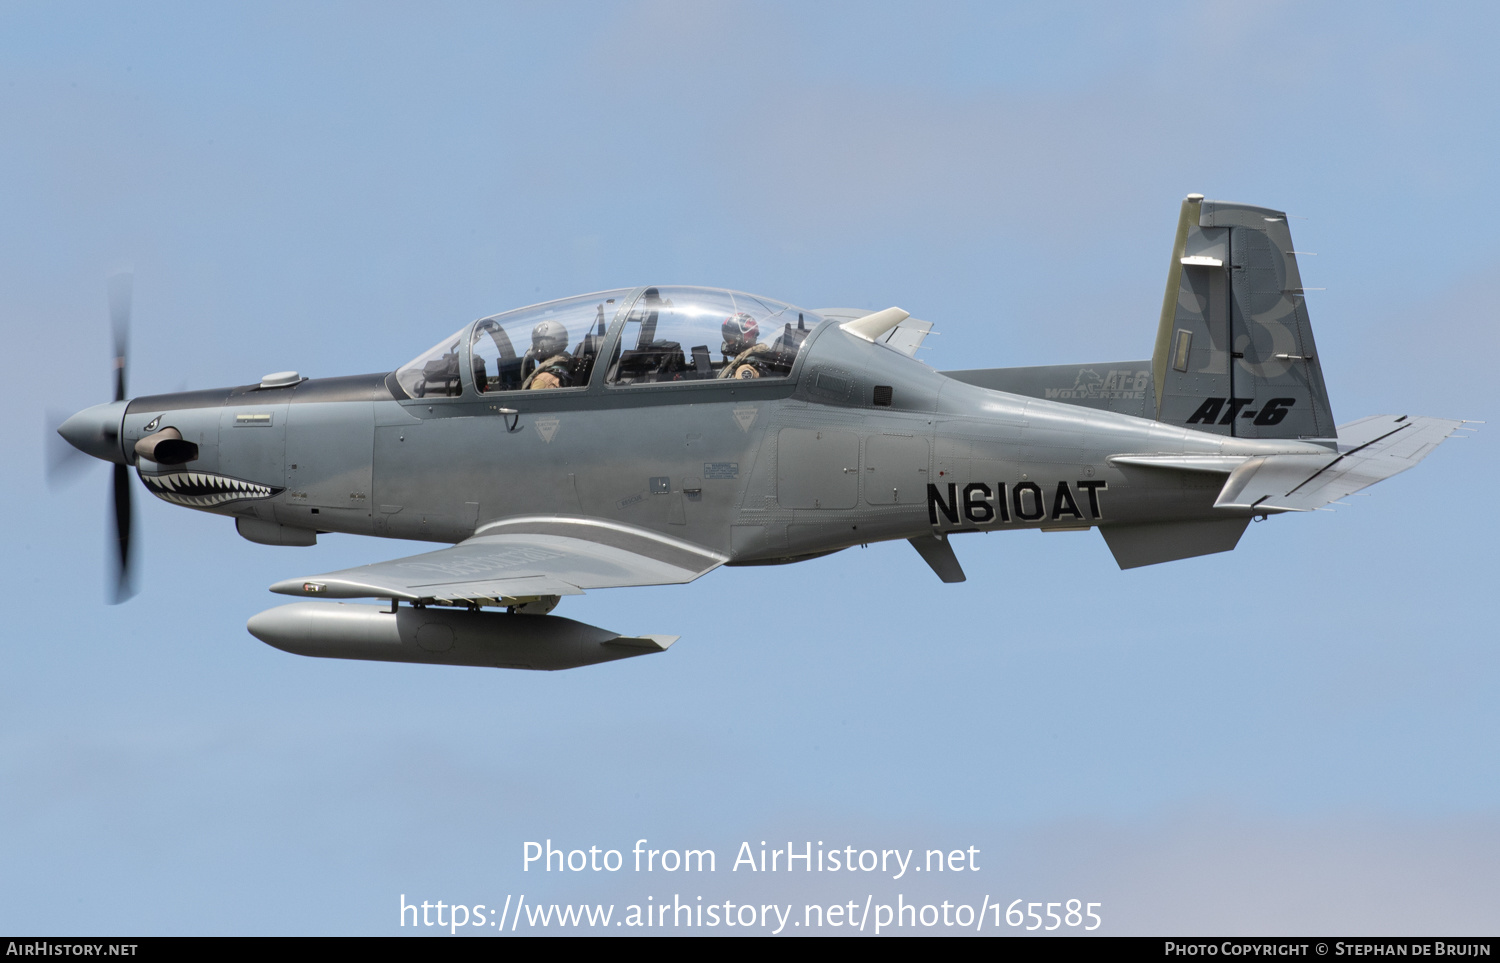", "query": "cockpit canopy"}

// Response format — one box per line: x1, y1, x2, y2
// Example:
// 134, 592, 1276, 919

394, 287, 823, 398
